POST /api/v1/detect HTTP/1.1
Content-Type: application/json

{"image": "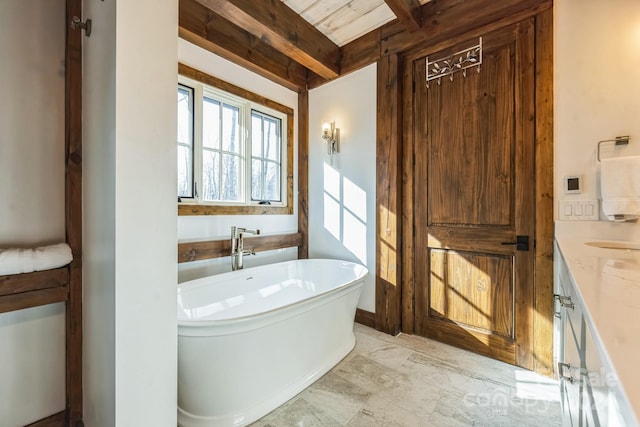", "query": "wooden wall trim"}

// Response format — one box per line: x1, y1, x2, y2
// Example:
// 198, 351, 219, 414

355, 308, 376, 329
367, 0, 551, 72
375, 54, 403, 335
0, 286, 69, 314
178, 233, 304, 263
24, 410, 67, 427
400, 54, 415, 335
0, 268, 69, 297
297, 91, 309, 259
178, 204, 293, 216
513, 17, 537, 370
309, 0, 552, 89
179, 63, 294, 116
65, 0, 83, 422
533, 9, 554, 376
